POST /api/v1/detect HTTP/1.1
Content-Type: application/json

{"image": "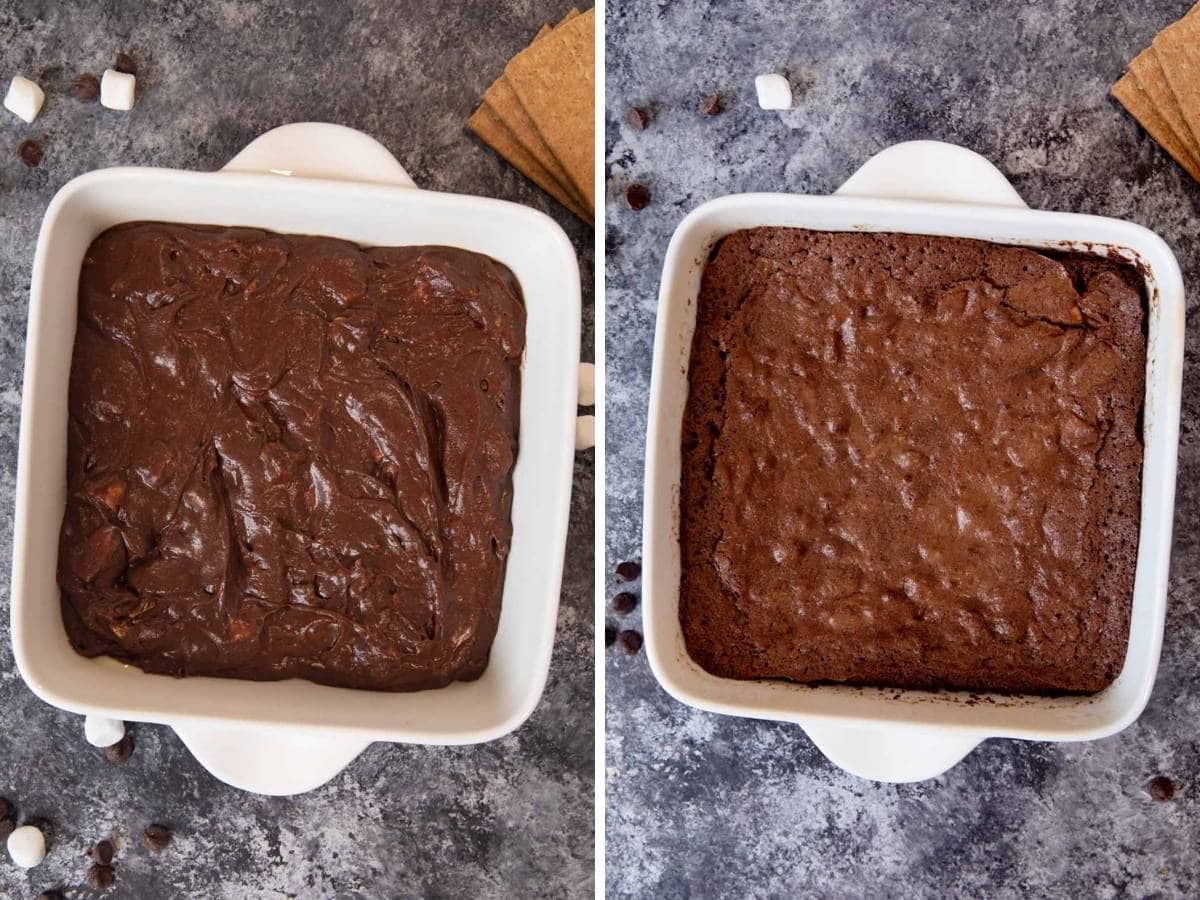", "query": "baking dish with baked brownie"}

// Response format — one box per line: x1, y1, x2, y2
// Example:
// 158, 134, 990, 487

680, 228, 1144, 696
641, 141, 1183, 782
